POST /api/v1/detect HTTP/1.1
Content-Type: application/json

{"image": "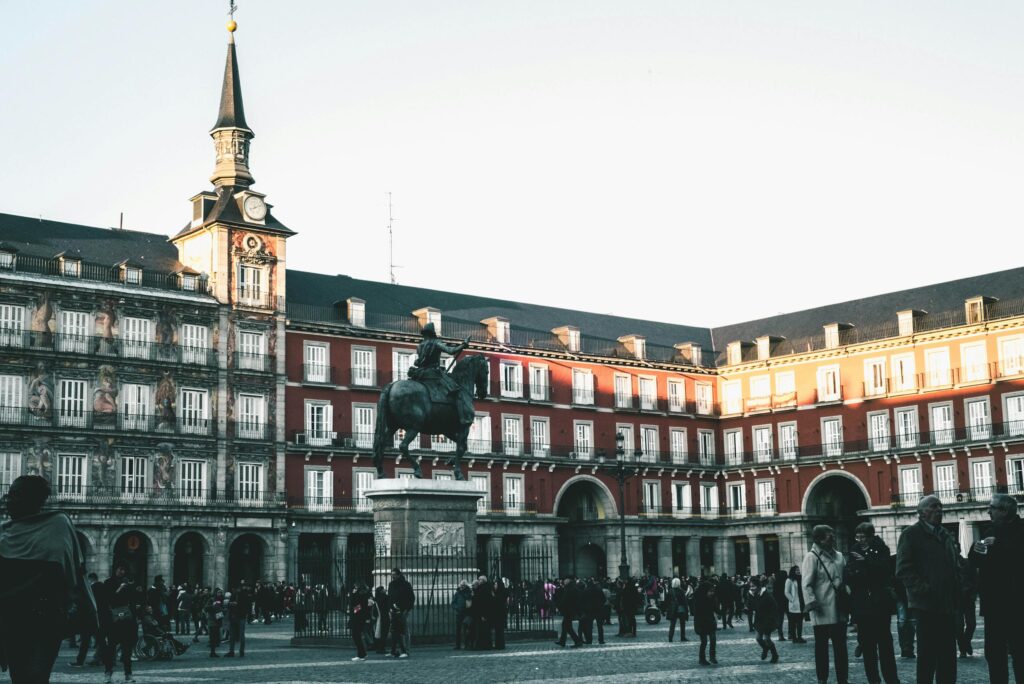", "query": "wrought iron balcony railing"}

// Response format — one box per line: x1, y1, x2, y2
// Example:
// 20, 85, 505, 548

0, 330, 217, 366
234, 351, 273, 372
0, 406, 214, 436
46, 485, 284, 508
